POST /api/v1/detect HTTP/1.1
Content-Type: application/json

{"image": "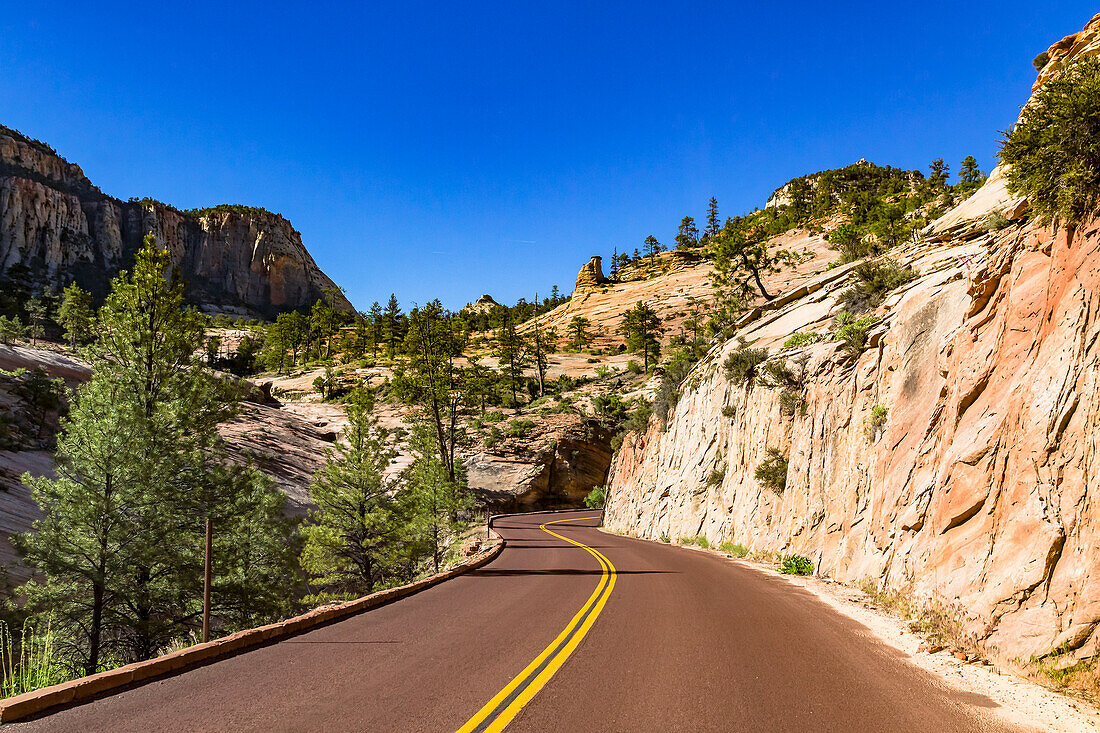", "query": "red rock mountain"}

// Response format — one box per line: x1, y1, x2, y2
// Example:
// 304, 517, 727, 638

0, 127, 351, 317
